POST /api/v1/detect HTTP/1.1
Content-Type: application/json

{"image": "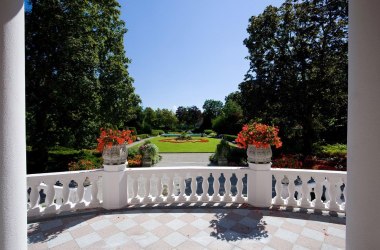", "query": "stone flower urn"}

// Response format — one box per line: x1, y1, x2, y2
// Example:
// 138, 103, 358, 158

247, 144, 272, 164
102, 144, 128, 165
